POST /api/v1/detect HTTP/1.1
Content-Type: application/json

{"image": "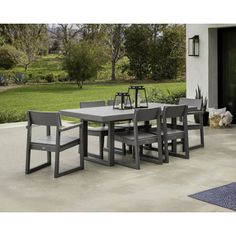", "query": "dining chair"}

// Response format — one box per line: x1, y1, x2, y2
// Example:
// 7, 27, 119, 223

162, 105, 189, 163
177, 98, 204, 150
25, 110, 83, 178
114, 107, 163, 169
